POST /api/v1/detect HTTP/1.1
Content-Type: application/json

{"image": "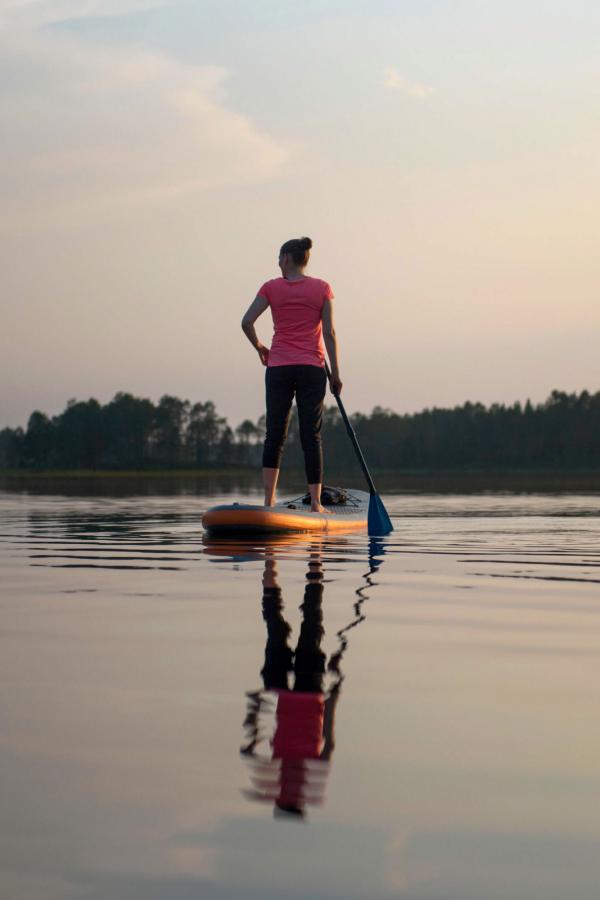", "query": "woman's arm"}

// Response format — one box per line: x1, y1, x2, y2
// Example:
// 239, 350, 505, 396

242, 295, 270, 366
320, 679, 342, 760
322, 298, 342, 394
